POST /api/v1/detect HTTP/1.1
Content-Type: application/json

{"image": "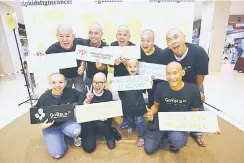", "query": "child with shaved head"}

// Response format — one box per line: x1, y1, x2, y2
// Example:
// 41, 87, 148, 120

119, 59, 147, 147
